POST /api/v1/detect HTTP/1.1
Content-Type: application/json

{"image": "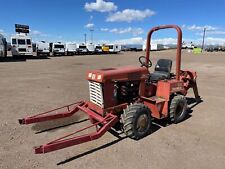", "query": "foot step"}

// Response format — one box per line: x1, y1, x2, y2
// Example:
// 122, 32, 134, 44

141, 96, 165, 104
